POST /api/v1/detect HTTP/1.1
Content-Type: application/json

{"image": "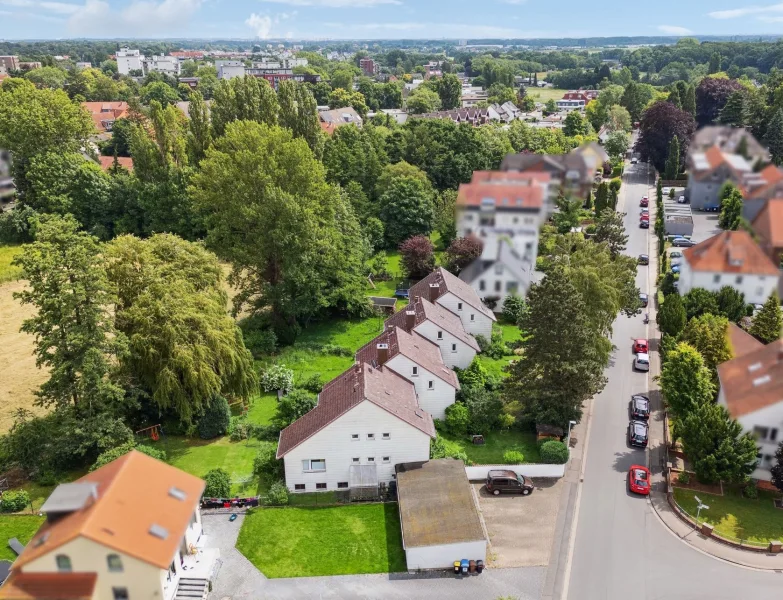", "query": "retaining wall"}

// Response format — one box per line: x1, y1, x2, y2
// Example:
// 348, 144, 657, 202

465, 463, 566, 480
